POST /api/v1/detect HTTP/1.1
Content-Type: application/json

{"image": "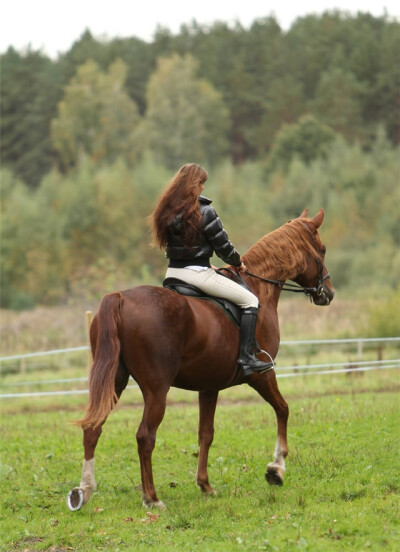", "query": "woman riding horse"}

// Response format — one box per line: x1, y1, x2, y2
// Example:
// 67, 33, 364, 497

150, 162, 269, 377
68, 170, 334, 510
